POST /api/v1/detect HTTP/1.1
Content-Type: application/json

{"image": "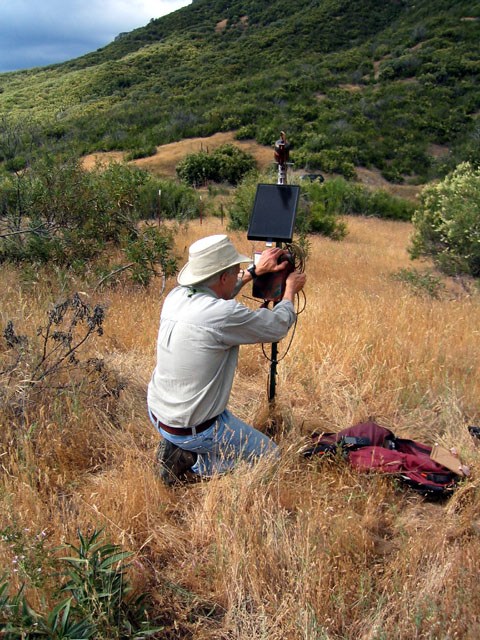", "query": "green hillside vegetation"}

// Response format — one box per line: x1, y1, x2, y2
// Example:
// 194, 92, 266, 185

0, 0, 479, 183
